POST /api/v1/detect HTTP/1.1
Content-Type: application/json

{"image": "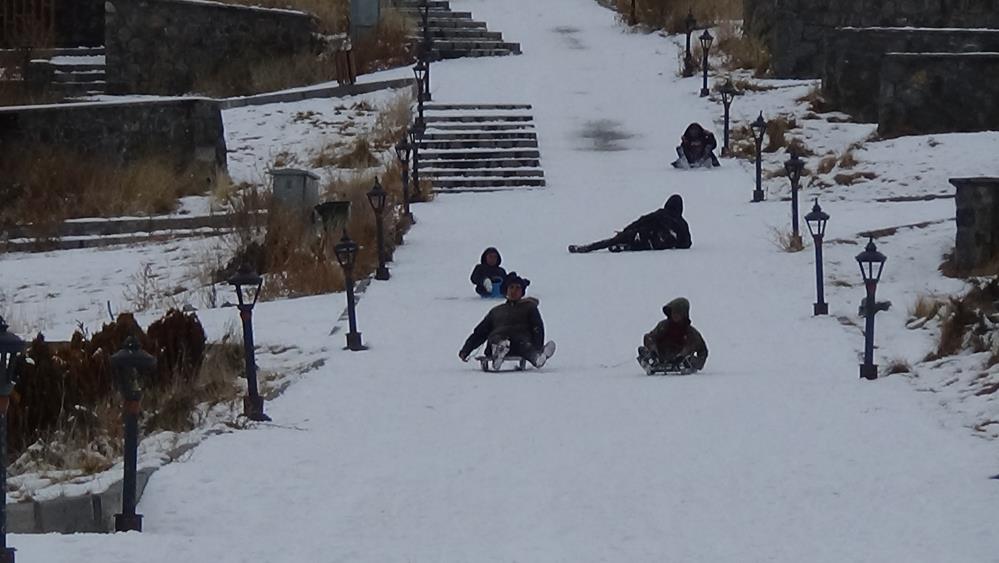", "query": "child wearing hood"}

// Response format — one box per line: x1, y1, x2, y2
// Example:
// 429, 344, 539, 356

471, 247, 507, 297
568, 194, 691, 253
638, 297, 709, 373
672, 123, 721, 169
